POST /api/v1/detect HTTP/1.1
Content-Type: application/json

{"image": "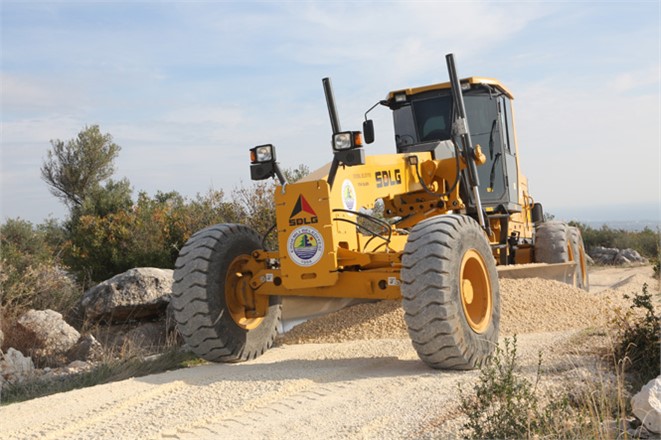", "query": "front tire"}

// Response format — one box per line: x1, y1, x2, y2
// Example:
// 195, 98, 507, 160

172, 224, 281, 362
401, 214, 500, 370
